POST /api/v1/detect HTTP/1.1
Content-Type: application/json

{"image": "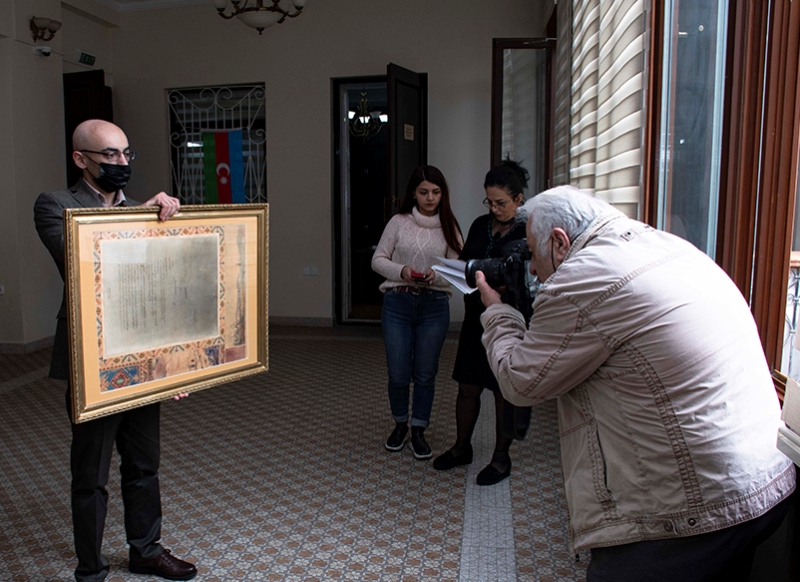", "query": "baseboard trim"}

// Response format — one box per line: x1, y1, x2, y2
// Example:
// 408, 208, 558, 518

0, 320, 457, 351
0, 336, 54, 354
268, 318, 462, 331
270, 317, 334, 327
